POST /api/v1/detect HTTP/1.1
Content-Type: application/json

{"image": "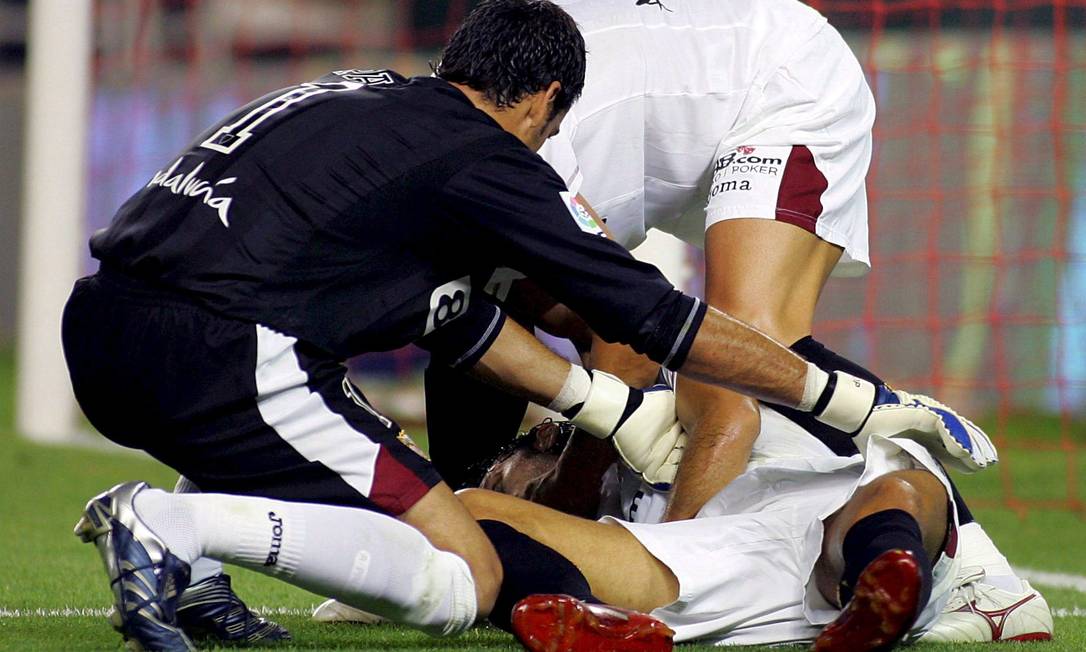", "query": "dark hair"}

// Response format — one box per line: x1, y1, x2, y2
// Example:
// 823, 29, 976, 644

435, 0, 586, 116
